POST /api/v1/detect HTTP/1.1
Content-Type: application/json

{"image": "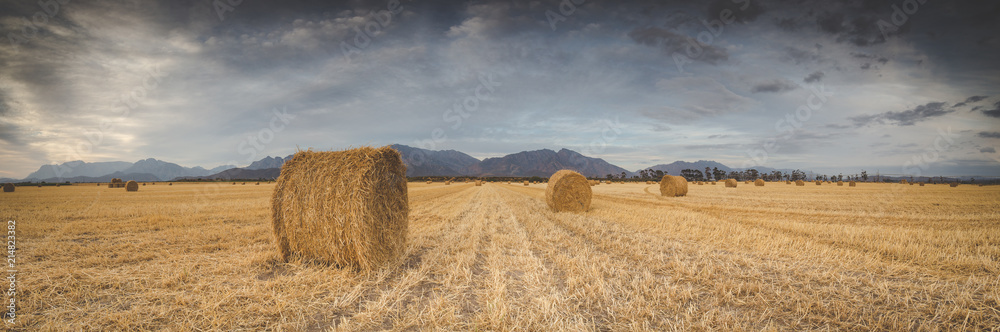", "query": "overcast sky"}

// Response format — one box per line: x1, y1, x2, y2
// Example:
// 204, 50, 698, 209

1, 0, 998, 178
